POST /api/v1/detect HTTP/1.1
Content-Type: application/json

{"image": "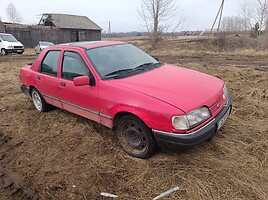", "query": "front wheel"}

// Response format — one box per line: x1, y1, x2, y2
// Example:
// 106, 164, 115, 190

116, 115, 157, 159
1, 49, 7, 55
31, 88, 50, 112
